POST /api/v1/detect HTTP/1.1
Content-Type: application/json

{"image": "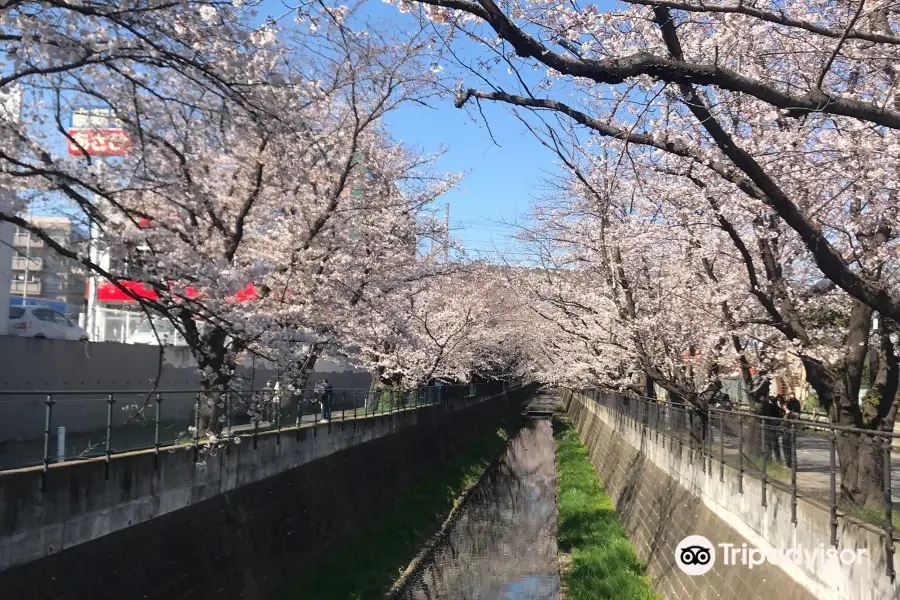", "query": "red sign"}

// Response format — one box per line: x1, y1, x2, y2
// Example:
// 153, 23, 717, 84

94, 280, 159, 302
67, 129, 131, 156
92, 280, 255, 303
